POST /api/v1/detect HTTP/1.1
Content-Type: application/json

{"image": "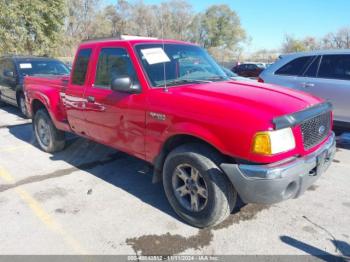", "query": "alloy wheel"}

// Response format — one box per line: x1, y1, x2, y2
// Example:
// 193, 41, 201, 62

37, 118, 51, 146
172, 163, 208, 212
